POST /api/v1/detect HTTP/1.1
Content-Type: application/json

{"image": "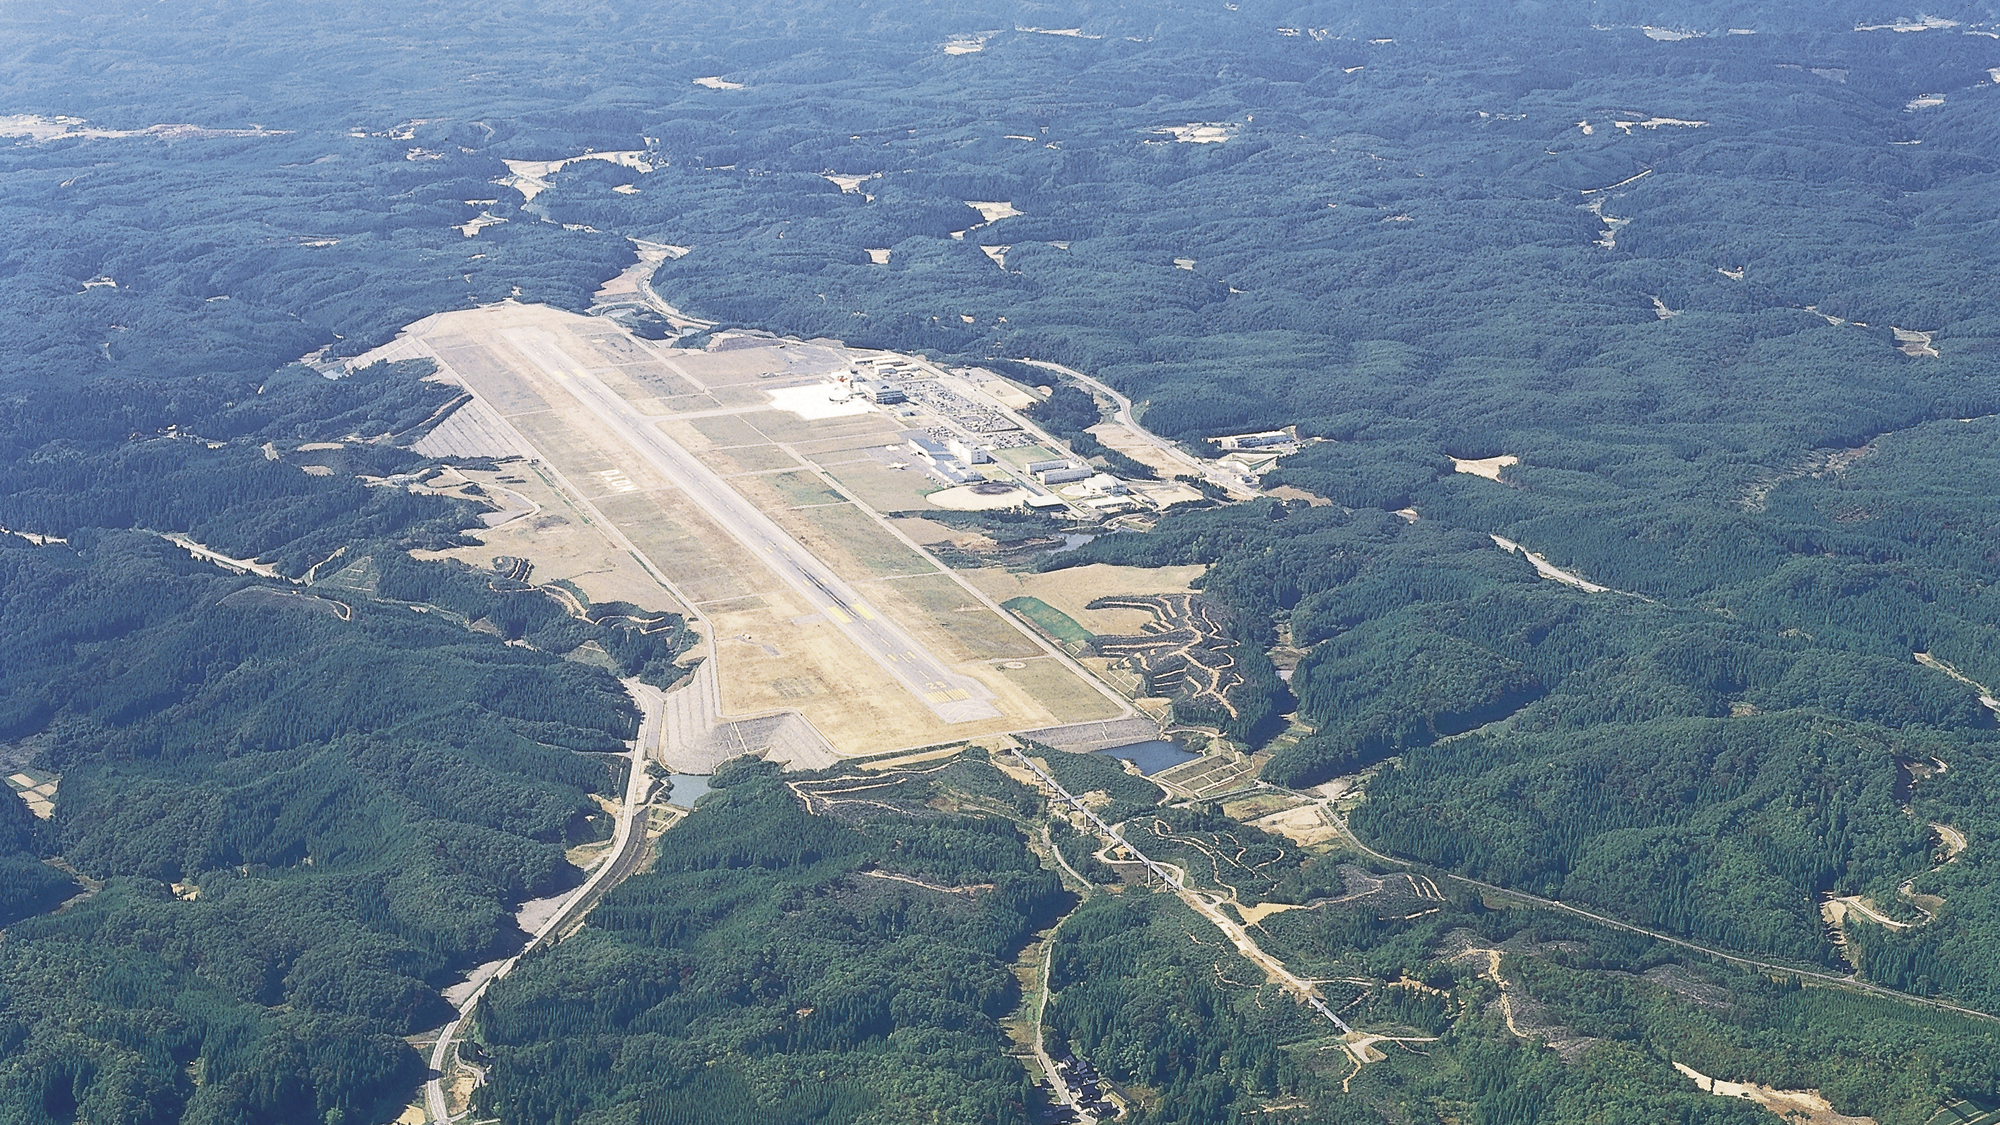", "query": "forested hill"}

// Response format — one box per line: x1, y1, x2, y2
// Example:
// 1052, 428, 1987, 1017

0, 357, 696, 1122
